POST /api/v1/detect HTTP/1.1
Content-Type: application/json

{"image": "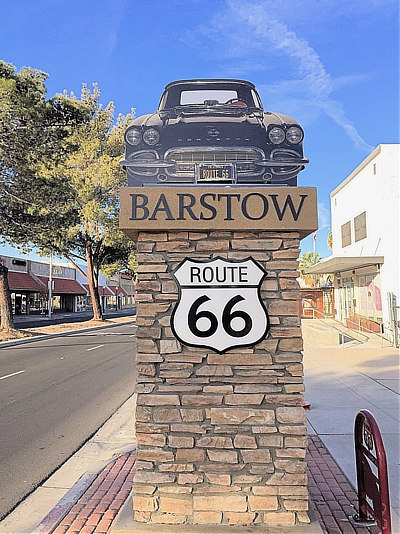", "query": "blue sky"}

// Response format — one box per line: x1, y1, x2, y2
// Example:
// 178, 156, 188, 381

1, 0, 399, 262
